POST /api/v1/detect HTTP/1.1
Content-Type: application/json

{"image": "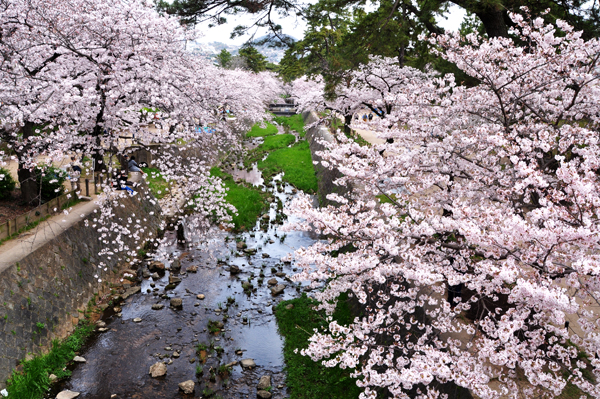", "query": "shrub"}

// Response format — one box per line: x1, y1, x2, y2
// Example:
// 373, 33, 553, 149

35, 165, 67, 201
0, 167, 16, 200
